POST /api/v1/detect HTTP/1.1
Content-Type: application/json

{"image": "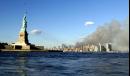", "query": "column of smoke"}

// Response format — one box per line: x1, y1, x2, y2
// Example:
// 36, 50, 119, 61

75, 17, 129, 52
